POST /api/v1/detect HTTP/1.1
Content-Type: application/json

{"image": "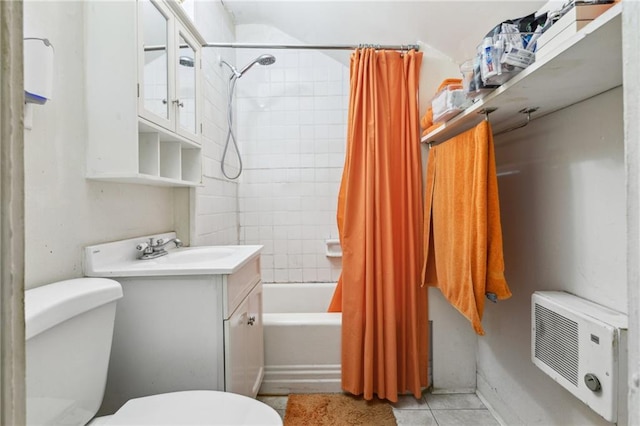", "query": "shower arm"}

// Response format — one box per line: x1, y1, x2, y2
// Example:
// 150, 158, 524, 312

219, 59, 241, 79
